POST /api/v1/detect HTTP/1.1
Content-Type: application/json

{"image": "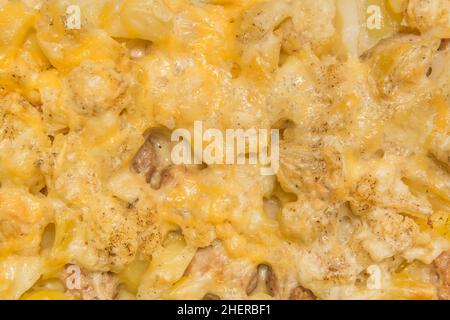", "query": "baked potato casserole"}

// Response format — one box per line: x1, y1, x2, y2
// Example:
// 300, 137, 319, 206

0, 0, 449, 300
